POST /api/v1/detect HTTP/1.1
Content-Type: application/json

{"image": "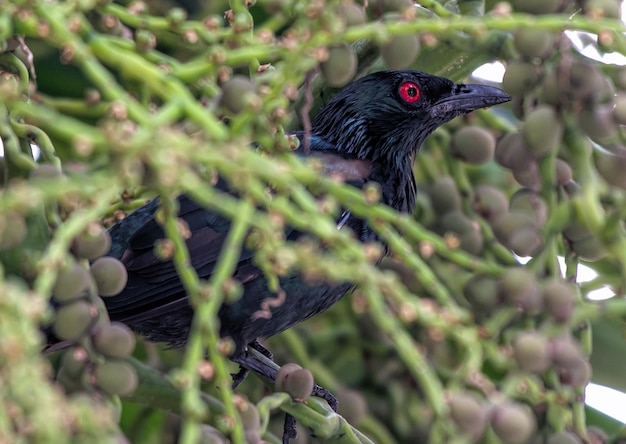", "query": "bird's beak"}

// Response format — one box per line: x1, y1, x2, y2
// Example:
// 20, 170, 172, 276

431, 84, 511, 118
